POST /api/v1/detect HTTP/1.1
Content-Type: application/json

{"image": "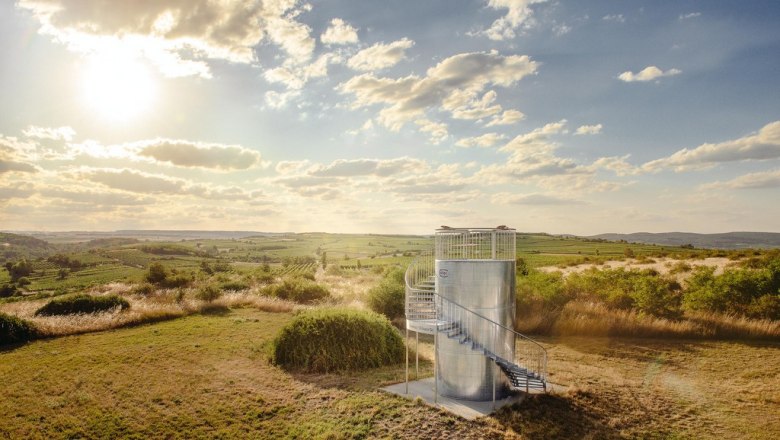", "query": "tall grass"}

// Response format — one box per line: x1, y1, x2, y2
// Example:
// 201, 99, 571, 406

0, 283, 299, 338
516, 300, 780, 339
